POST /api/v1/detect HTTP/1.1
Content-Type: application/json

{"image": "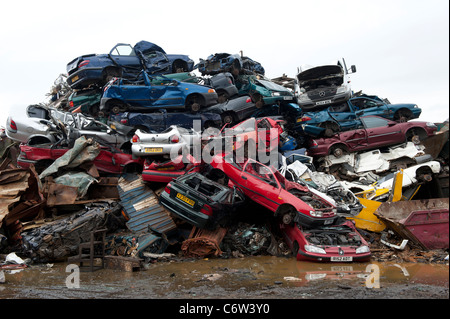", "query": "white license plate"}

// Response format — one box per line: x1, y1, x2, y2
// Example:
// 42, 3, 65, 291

316, 100, 331, 105
324, 219, 334, 225
331, 256, 353, 262
283, 96, 293, 100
